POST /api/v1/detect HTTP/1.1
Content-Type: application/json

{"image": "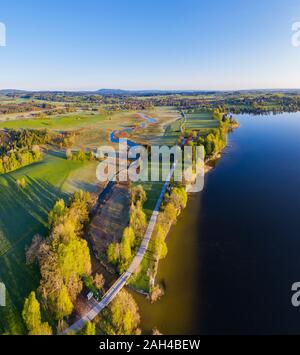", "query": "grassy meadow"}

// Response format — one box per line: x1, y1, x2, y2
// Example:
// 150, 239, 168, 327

185, 112, 219, 130
0, 153, 98, 334
0, 112, 106, 130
